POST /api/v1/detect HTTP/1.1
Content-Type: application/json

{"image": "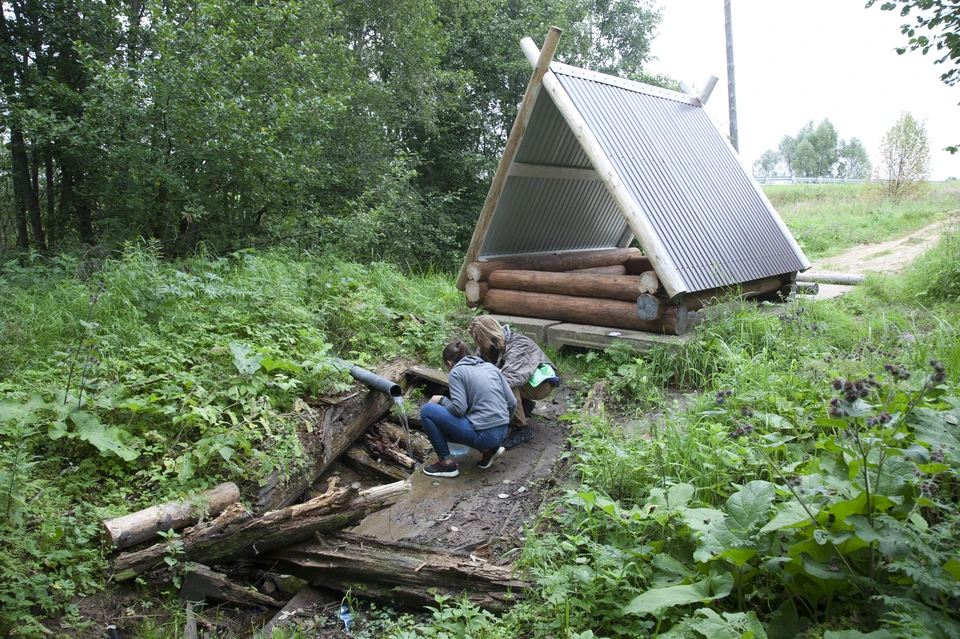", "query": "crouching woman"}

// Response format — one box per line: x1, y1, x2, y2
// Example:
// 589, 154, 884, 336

420, 340, 516, 478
